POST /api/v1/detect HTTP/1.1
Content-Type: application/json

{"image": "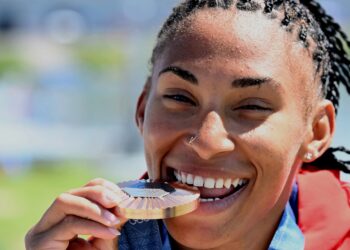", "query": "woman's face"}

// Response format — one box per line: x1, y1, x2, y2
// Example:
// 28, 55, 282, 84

137, 8, 316, 249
